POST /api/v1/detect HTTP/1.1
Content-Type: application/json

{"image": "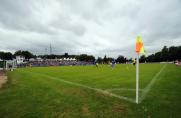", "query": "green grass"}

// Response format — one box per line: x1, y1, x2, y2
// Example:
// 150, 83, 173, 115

0, 64, 181, 118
